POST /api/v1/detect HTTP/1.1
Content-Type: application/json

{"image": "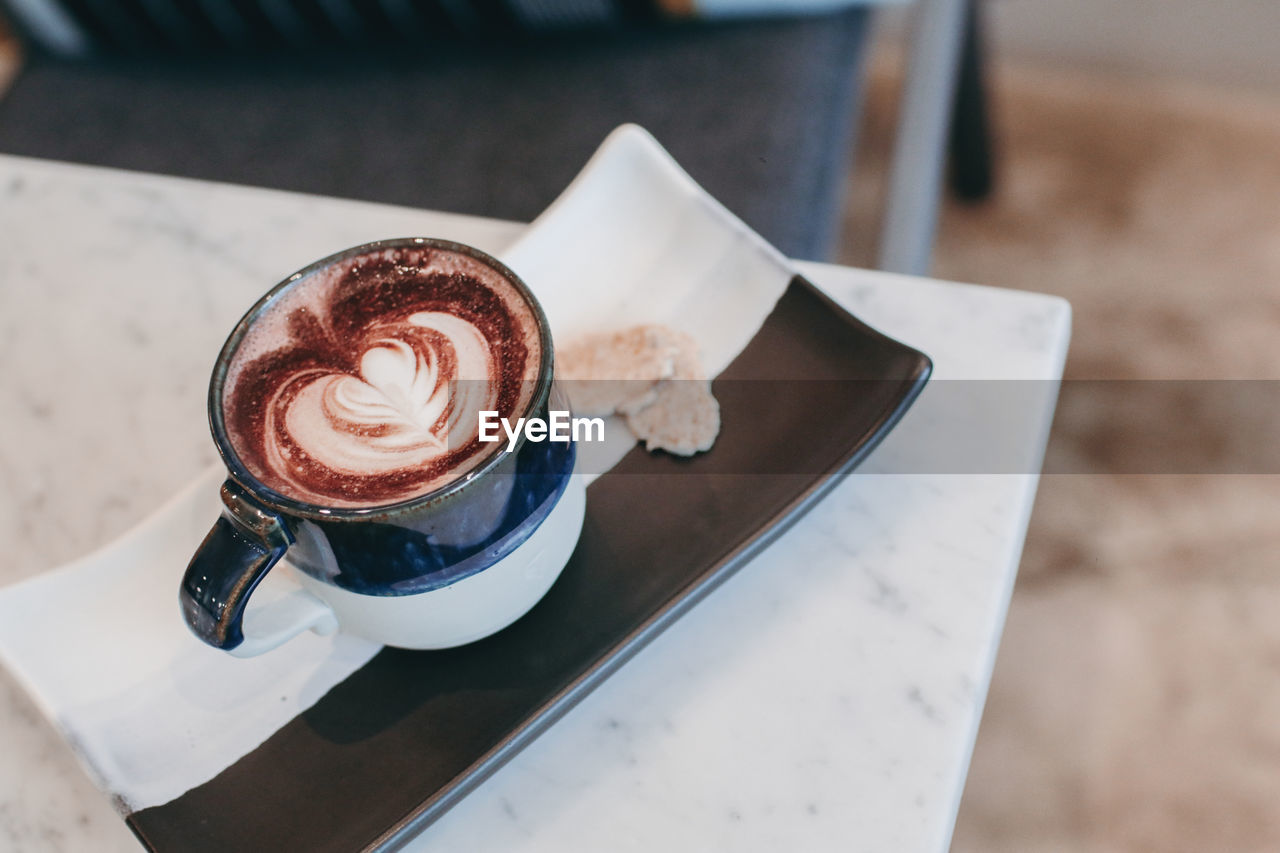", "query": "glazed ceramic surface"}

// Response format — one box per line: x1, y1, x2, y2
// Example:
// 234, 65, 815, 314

180, 237, 582, 656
